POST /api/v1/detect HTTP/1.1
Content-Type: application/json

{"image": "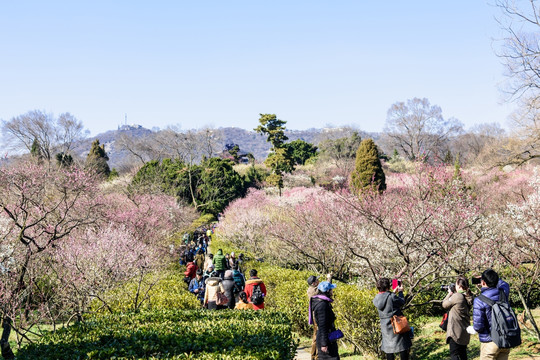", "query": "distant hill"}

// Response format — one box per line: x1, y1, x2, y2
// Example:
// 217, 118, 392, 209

74, 125, 376, 169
